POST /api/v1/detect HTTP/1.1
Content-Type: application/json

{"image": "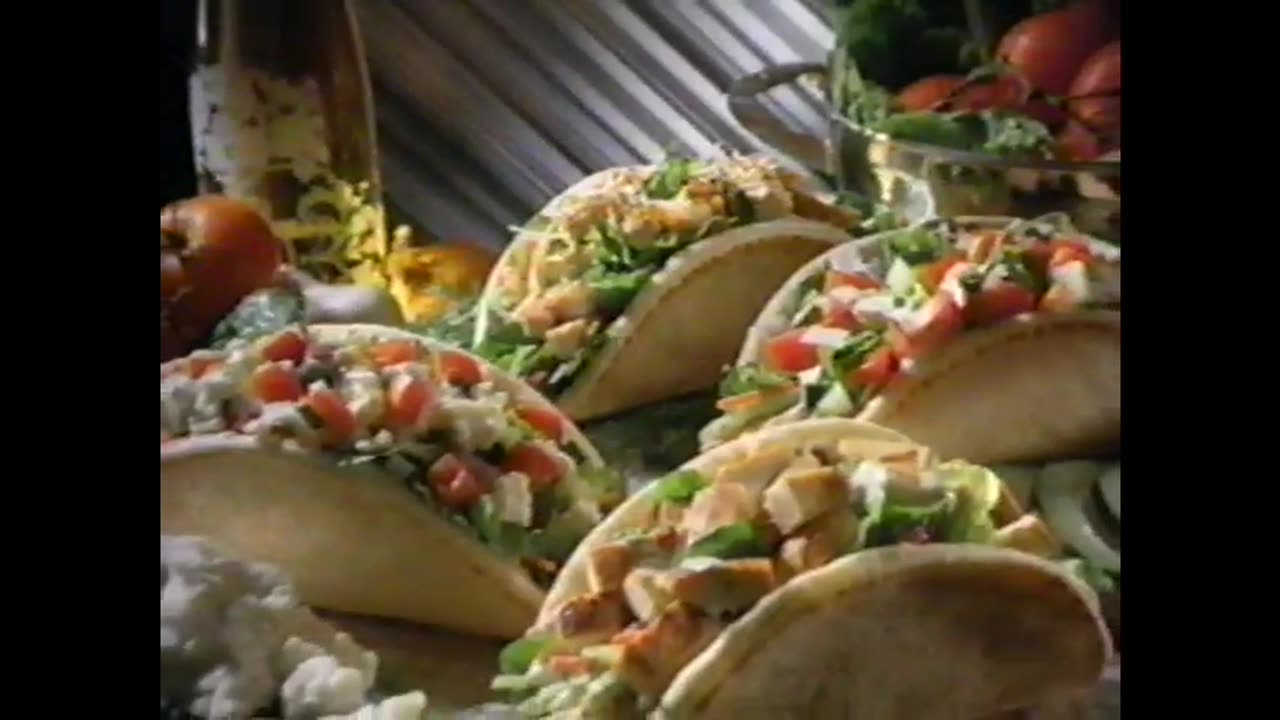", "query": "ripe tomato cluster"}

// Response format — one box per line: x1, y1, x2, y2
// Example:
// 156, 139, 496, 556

893, 1, 1121, 161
